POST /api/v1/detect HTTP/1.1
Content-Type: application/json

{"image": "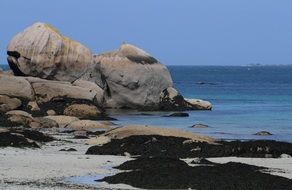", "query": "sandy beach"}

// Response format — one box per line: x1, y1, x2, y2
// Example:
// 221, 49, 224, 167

0, 133, 133, 190
0, 131, 291, 189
